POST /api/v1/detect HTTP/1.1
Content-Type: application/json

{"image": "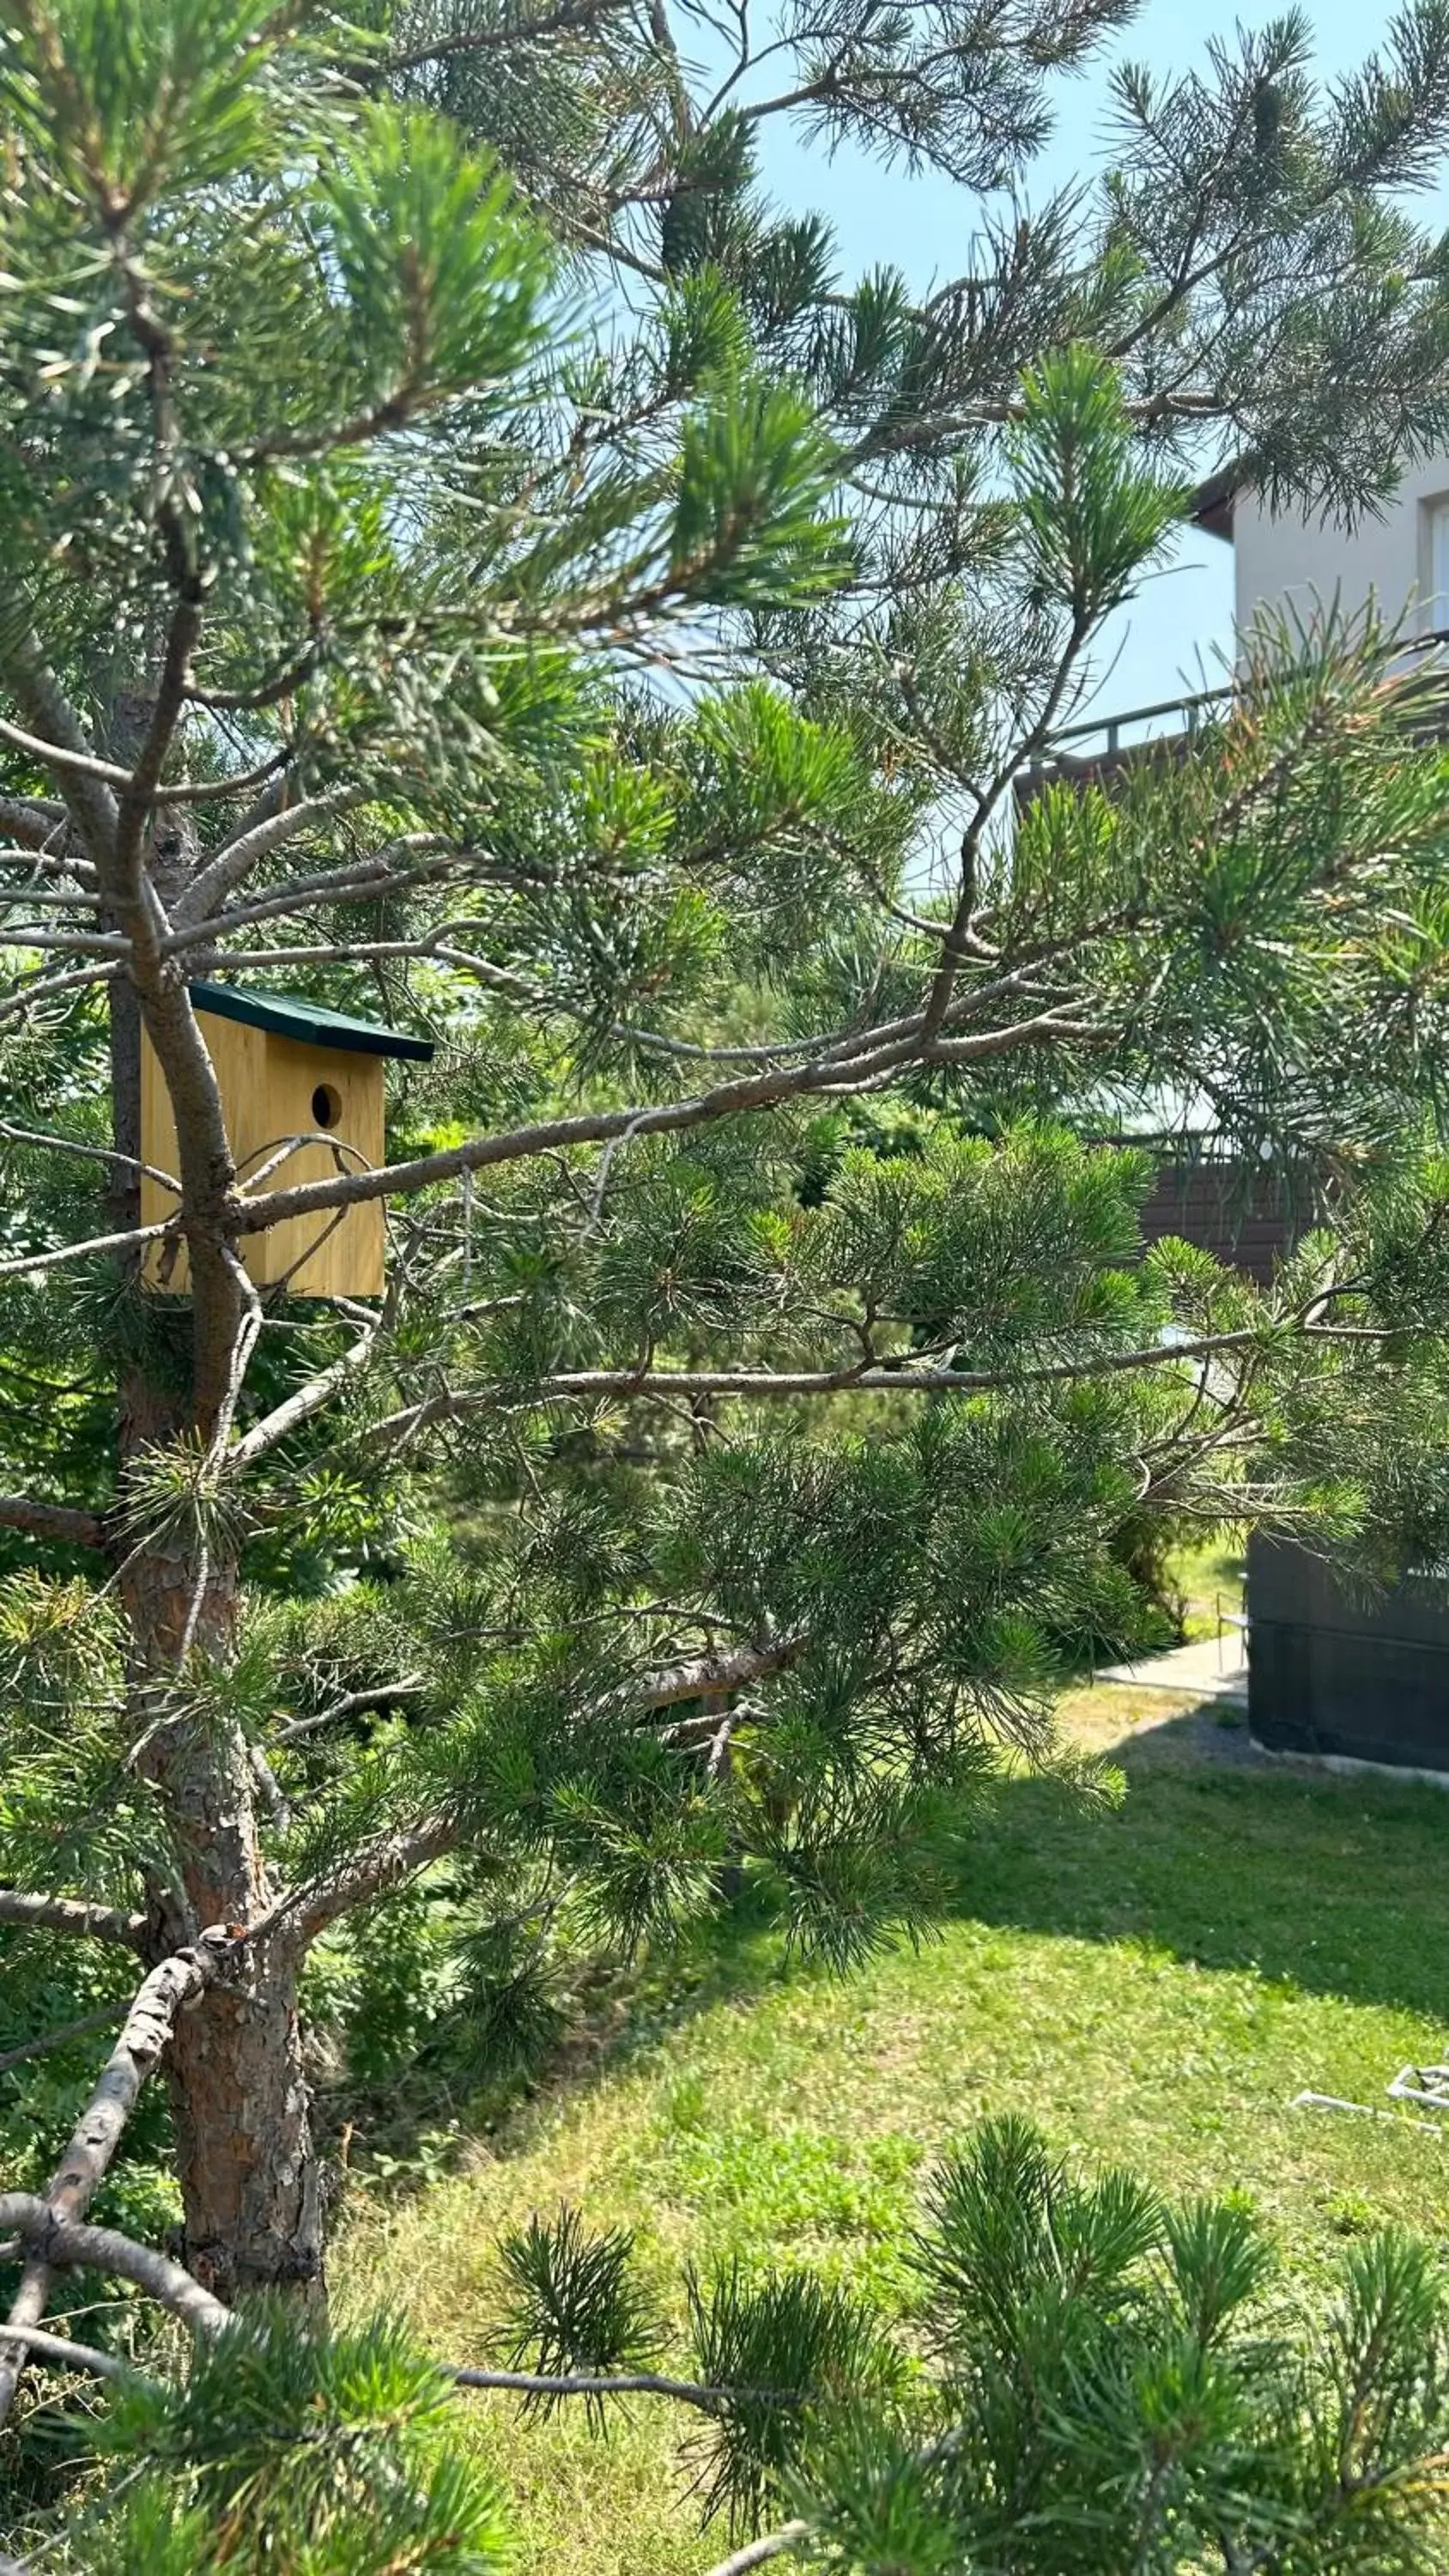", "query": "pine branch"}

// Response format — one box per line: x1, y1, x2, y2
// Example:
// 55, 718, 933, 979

179, 786, 367, 926
0, 1938, 226, 2426
0, 2196, 227, 2339
229, 1325, 379, 1468
0, 2320, 129, 2381
0, 1493, 106, 1546
361, 1330, 1282, 1446
273, 1676, 426, 1745
700, 2524, 811, 2576
0, 1890, 147, 1950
